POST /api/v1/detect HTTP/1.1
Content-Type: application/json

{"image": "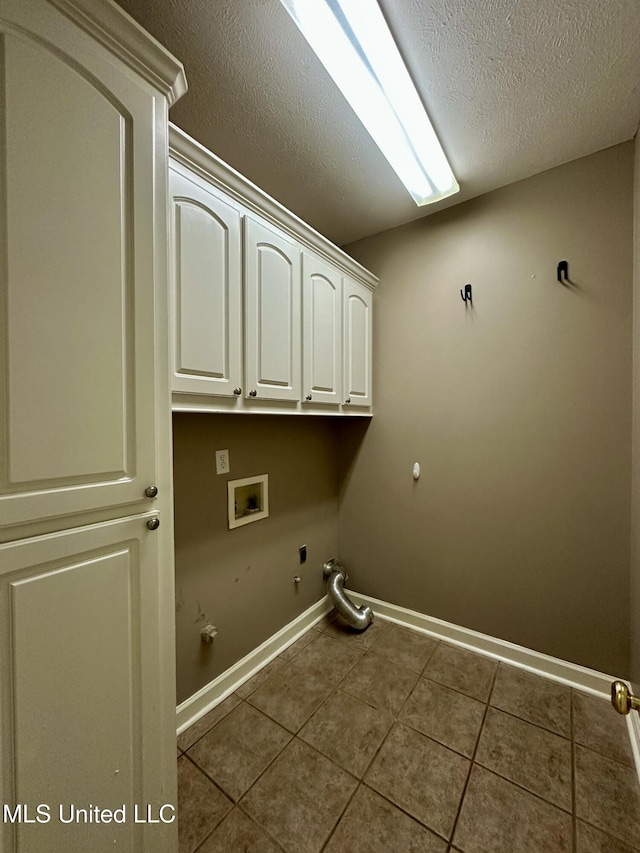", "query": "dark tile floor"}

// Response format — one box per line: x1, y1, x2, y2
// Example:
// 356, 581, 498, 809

176, 612, 640, 853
